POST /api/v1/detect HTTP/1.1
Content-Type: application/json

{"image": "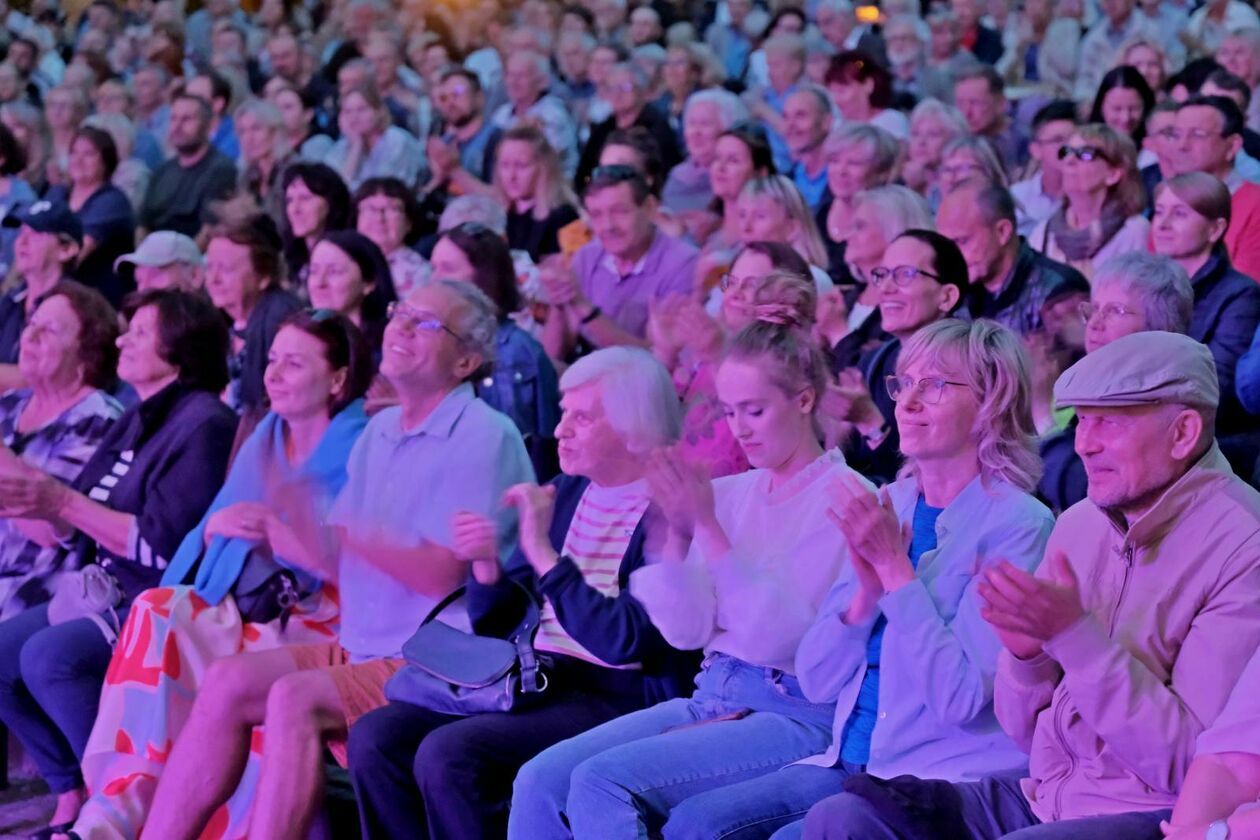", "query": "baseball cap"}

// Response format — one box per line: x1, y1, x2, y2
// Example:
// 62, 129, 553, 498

1054, 331, 1219, 411
114, 231, 203, 272
2, 200, 83, 244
